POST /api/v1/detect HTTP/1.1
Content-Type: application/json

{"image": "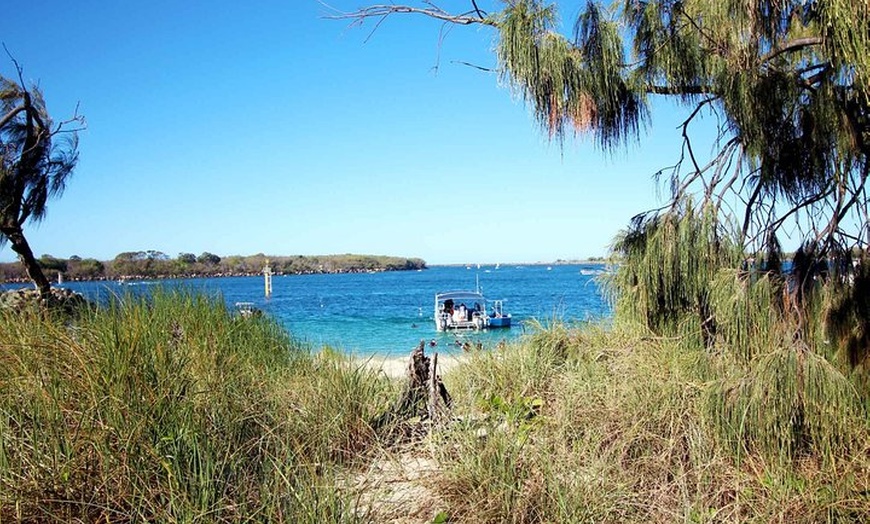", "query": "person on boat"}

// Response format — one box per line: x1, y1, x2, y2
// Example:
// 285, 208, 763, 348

444, 299, 454, 315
